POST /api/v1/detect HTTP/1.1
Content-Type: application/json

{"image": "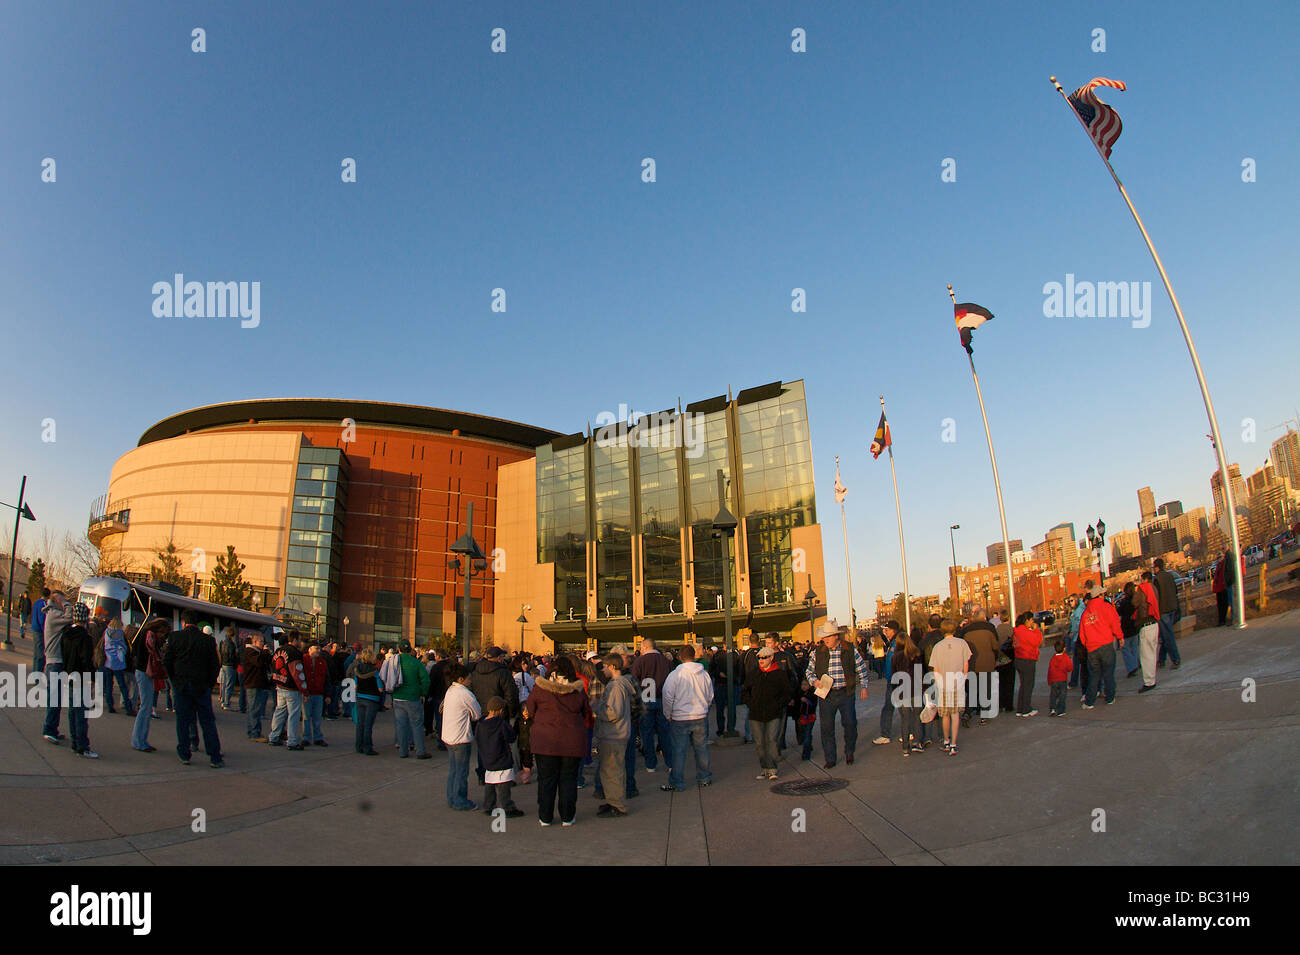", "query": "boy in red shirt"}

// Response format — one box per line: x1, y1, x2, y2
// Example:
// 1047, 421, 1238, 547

1047, 638, 1073, 717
